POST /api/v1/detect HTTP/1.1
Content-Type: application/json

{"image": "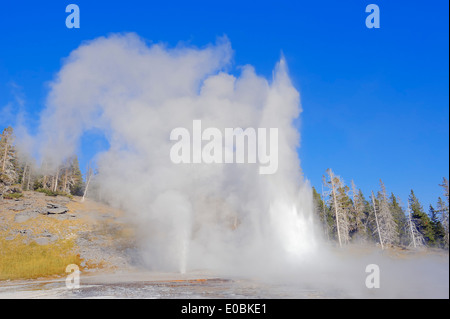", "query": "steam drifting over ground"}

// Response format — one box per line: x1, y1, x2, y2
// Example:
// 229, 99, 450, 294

20, 34, 448, 298
34, 33, 318, 274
